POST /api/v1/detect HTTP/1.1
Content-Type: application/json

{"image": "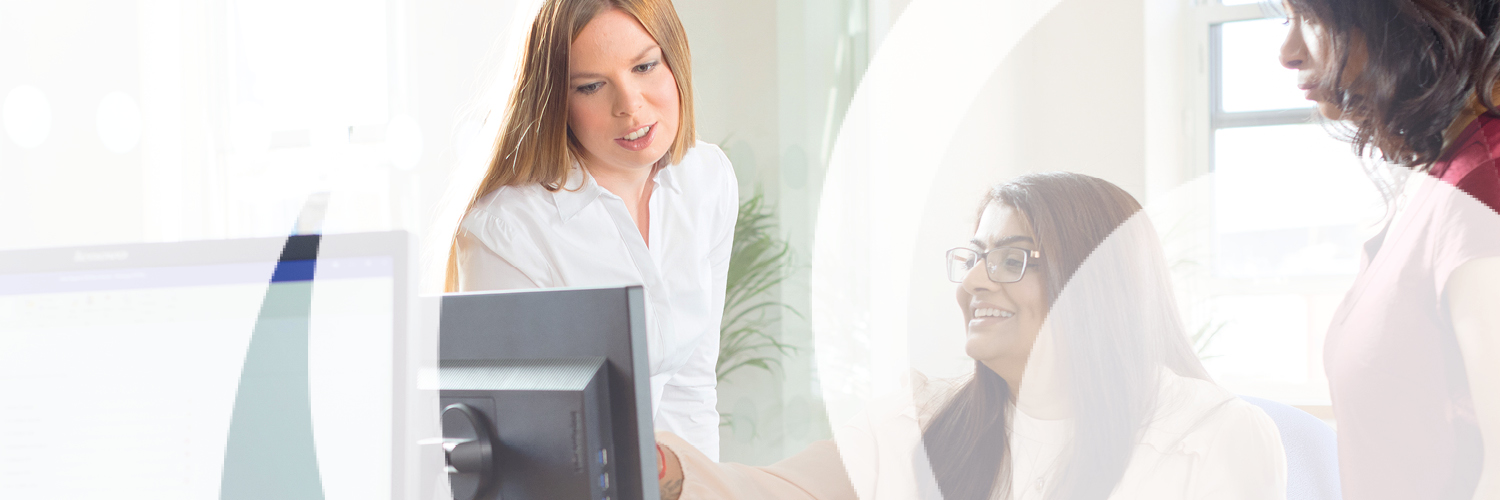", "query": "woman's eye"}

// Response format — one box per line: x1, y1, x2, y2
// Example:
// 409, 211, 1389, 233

576, 82, 603, 94
634, 61, 658, 73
